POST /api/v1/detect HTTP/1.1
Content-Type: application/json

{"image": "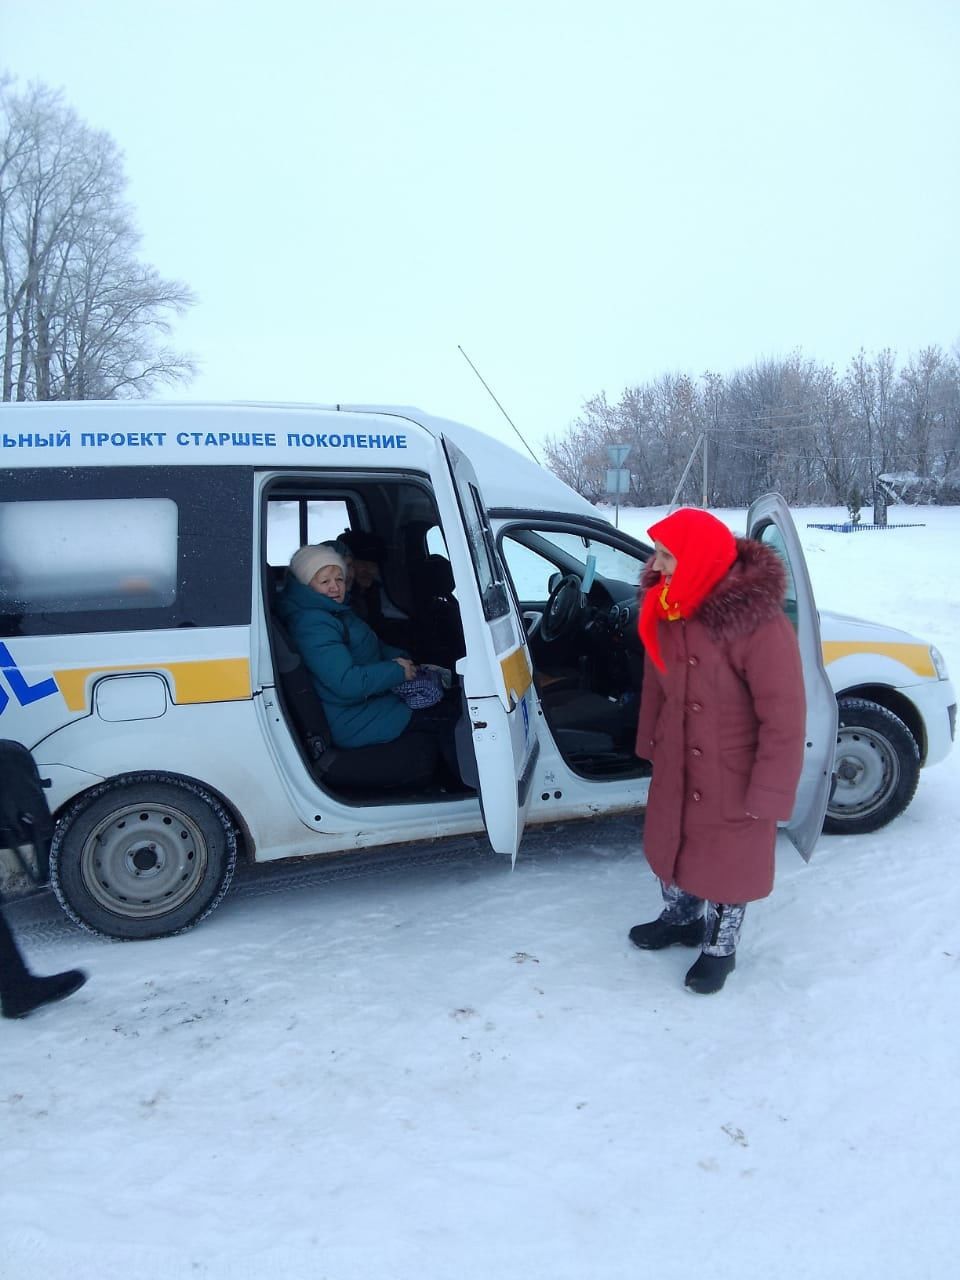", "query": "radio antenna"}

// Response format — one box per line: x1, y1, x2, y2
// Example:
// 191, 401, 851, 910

457, 345, 541, 465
